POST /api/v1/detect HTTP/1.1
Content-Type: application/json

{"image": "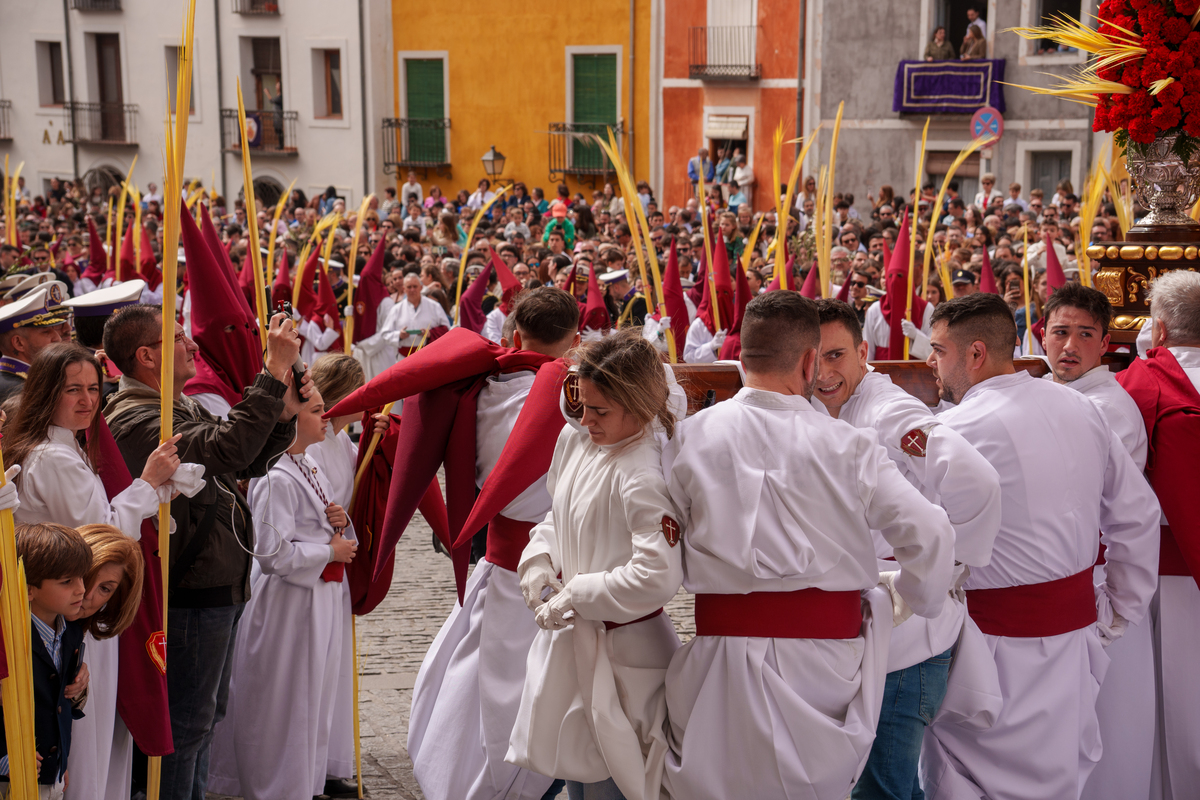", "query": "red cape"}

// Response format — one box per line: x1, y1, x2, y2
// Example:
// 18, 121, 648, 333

877, 211, 927, 359
351, 239, 388, 343
661, 239, 690, 362
718, 260, 753, 360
